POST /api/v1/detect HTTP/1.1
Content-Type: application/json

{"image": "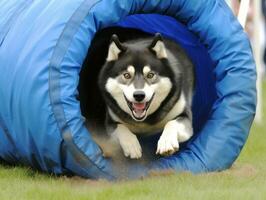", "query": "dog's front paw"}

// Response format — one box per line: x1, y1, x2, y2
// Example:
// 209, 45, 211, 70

156, 119, 193, 156
114, 124, 142, 159
120, 133, 142, 159
156, 122, 179, 156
